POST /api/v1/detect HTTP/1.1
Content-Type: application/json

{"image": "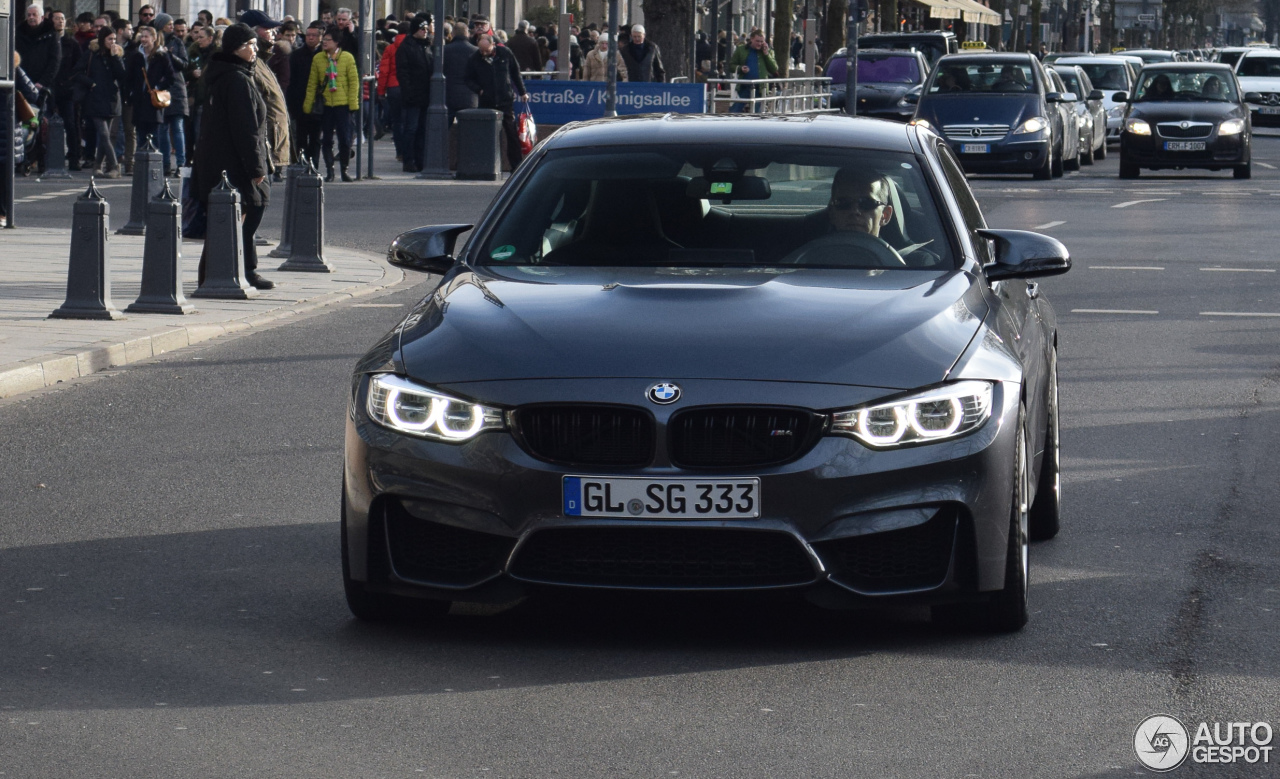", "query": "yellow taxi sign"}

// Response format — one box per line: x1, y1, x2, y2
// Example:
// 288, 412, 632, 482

961, 41, 989, 49
1111, 46, 1126, 53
